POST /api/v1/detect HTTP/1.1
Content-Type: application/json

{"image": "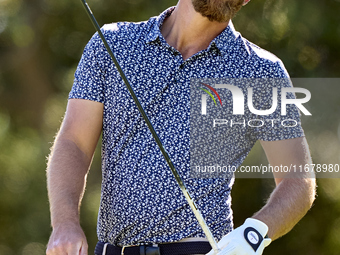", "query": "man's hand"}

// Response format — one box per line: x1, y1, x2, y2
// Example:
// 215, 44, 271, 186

206, 218, 271, 255
46, 222, 88, 255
